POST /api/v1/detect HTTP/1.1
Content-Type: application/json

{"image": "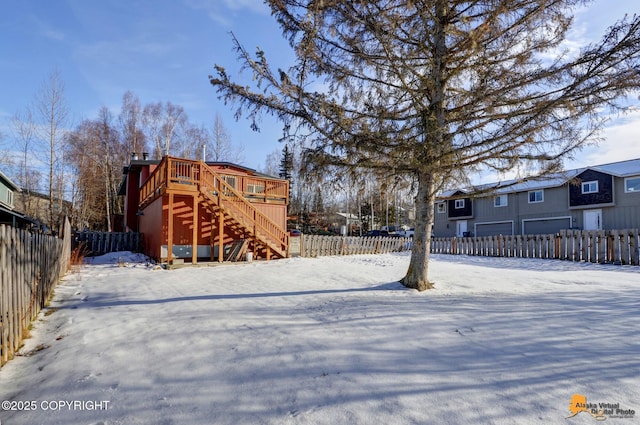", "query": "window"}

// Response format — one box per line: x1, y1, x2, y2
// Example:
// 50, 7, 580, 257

221, 175, 236, 189
247, 183, 265, 194
528, 190, 544, 203
454, 199, 465, 209
436, 202, 446, 213
6, 189, 13, 207
581, 180, 599, 194
494, 194, 508, 207
625, 177, 640, 193
221, 175, 237, 195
